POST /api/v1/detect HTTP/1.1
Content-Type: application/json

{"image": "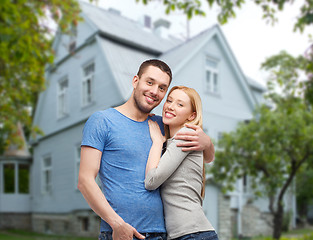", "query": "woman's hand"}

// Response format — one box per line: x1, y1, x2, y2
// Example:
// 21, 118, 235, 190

148, 120, 166, 144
